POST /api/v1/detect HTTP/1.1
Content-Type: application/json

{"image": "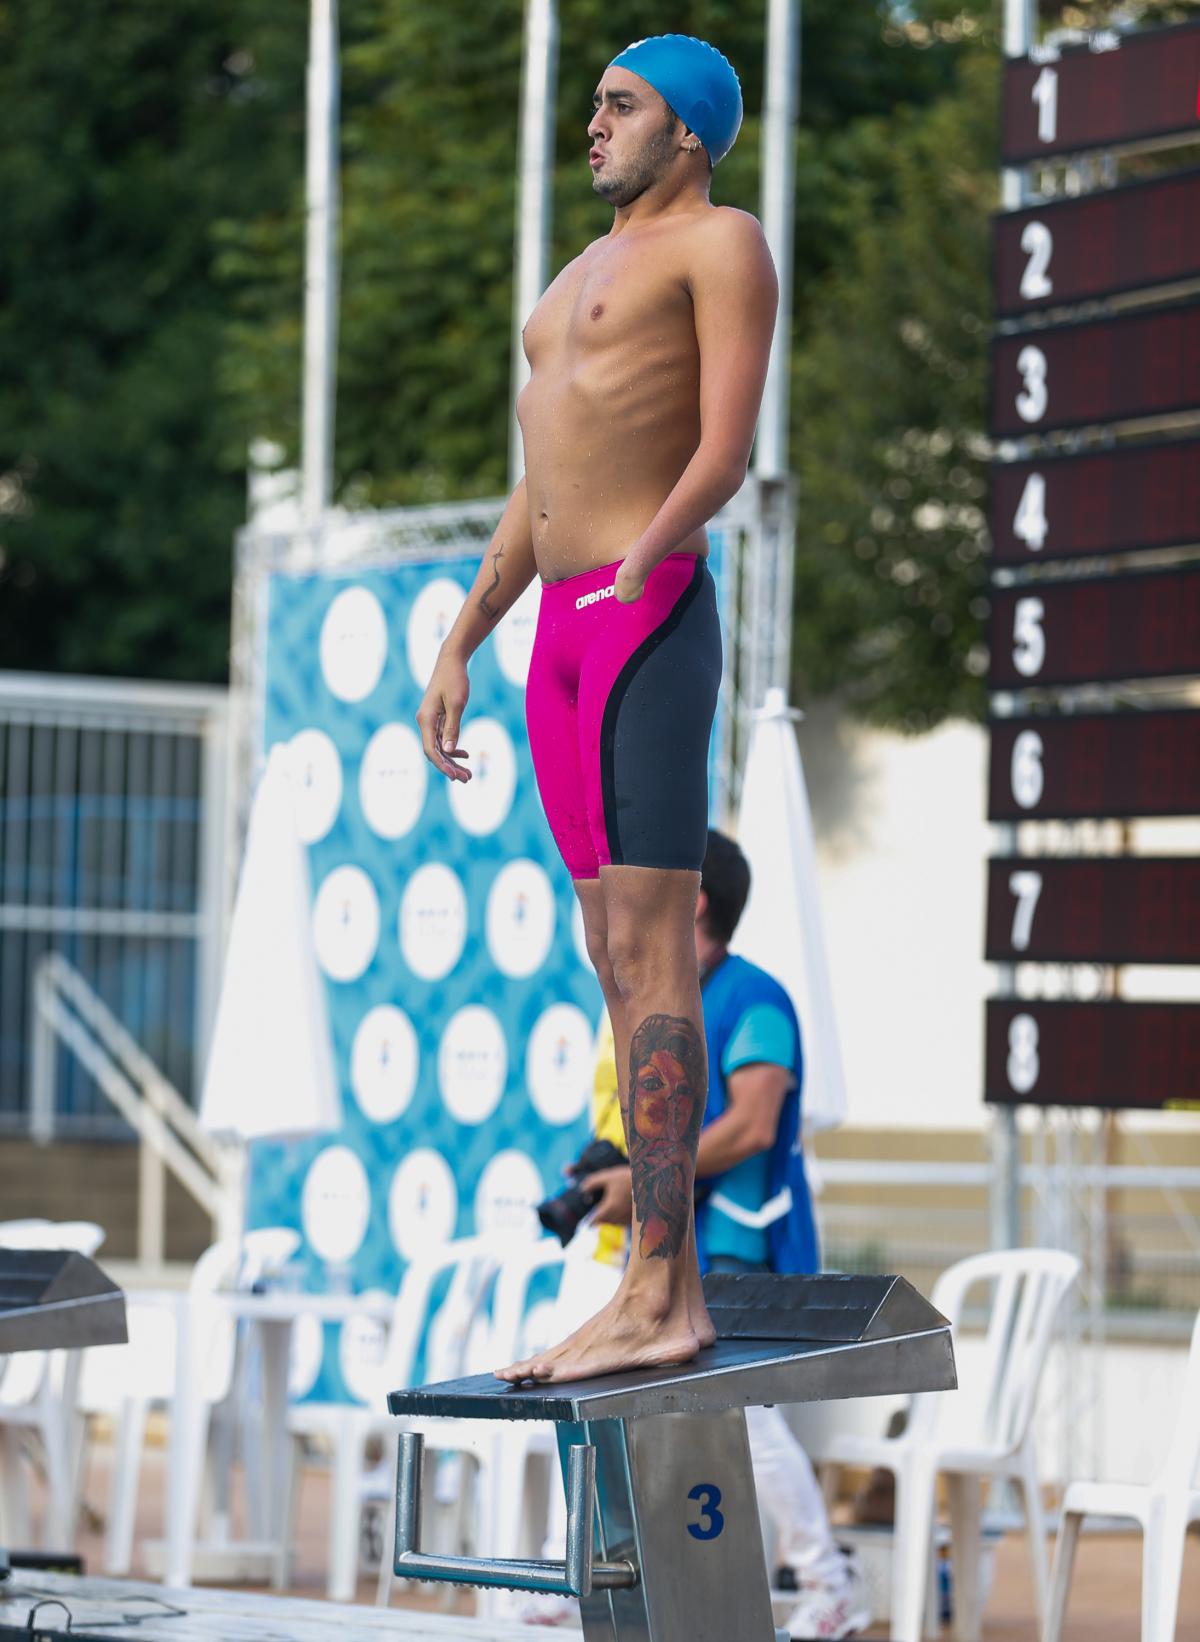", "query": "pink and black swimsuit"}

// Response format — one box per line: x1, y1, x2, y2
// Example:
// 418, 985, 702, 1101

525, 553, 722, 881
